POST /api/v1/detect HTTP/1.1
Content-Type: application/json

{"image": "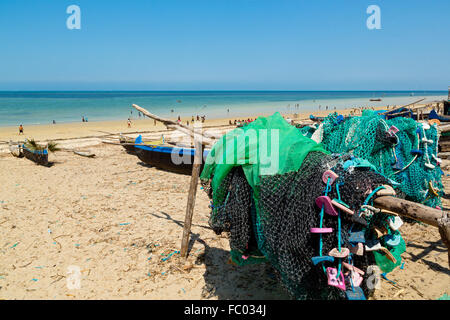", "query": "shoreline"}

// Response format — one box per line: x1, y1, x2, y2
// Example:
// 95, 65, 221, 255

0, 101, 440, 154
0, 105, 386, 149
0, 93, 446, 128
